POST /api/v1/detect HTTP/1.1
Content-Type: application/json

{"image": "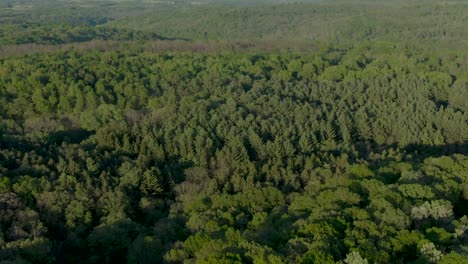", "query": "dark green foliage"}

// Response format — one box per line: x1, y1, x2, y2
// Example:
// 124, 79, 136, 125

0, 44, 465, 263
0, 0, 467, 263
